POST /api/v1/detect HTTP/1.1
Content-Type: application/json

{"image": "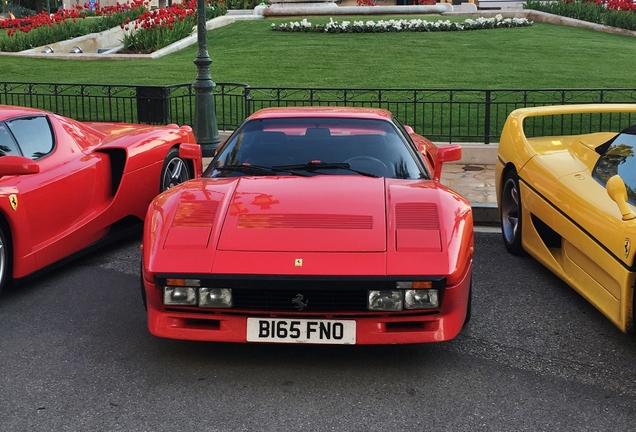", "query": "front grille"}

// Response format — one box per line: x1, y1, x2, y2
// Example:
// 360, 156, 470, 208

226, 279, 396, 312
233, 287, 368, 312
